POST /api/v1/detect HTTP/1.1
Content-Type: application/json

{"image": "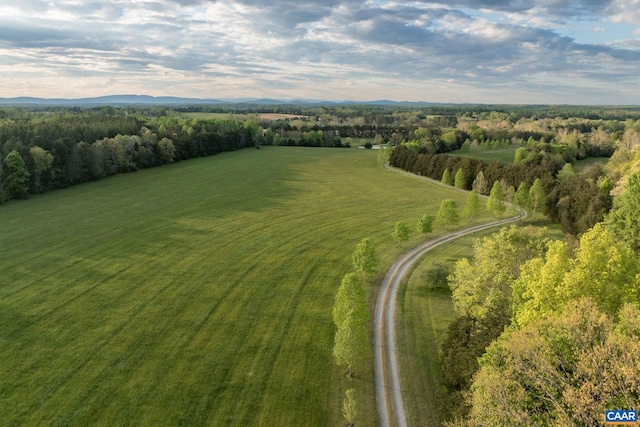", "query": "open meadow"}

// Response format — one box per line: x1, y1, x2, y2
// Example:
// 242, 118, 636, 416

448, 147, 519, 164
0, 146, 495, 426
